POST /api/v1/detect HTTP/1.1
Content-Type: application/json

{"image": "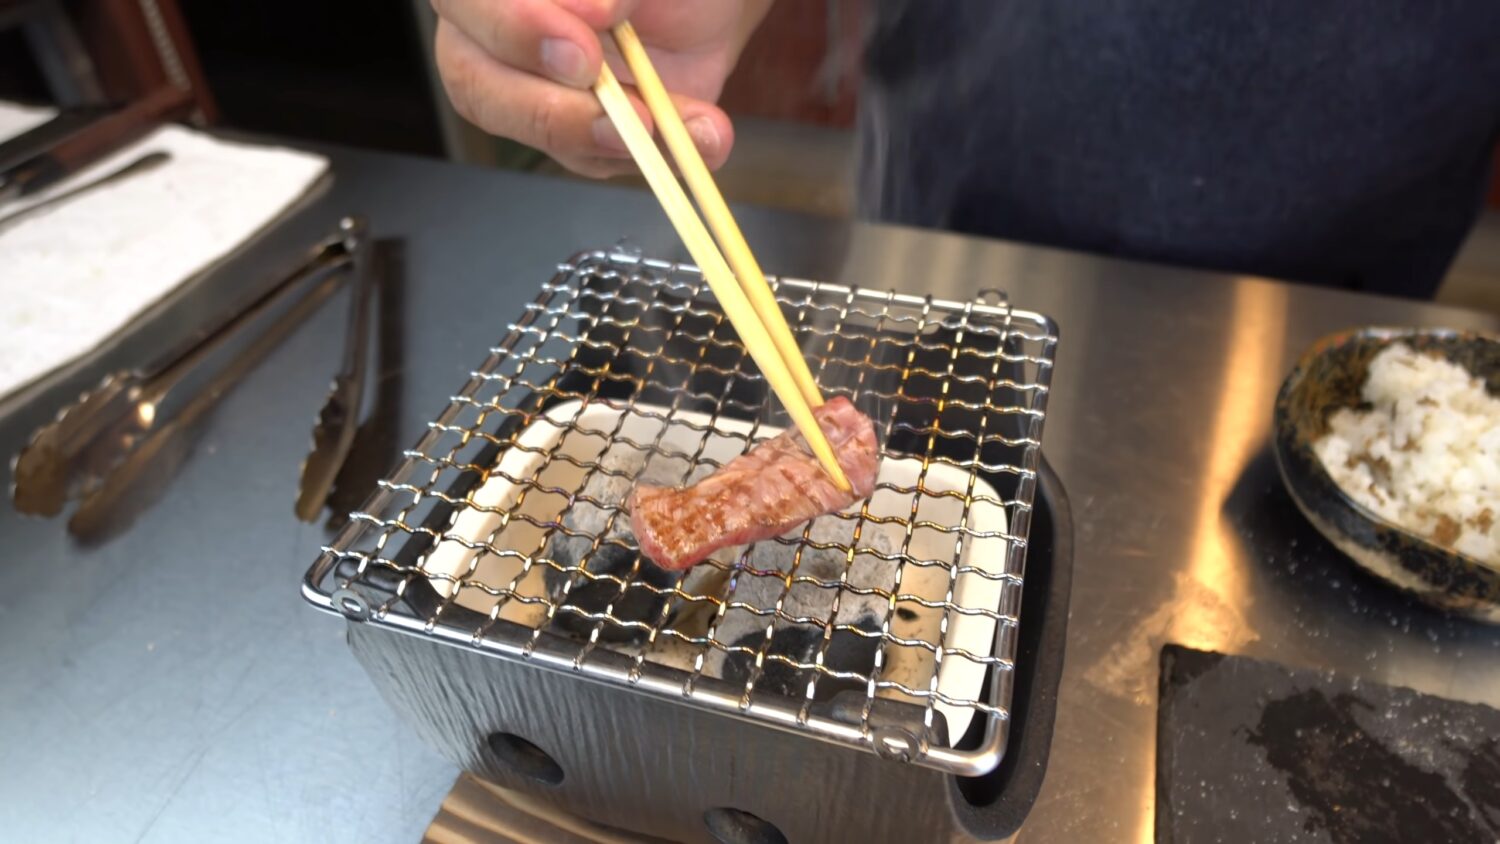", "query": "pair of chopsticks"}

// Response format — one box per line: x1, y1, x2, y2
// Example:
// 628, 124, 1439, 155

594, 23, 851, 492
